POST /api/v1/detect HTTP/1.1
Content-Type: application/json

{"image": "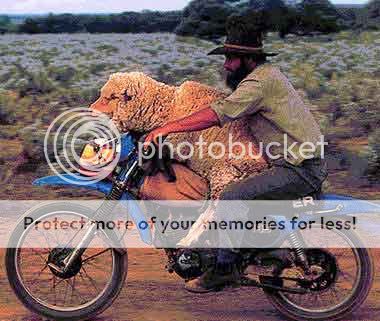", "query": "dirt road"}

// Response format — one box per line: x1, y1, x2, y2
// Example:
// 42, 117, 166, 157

1, 248, 379, 321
